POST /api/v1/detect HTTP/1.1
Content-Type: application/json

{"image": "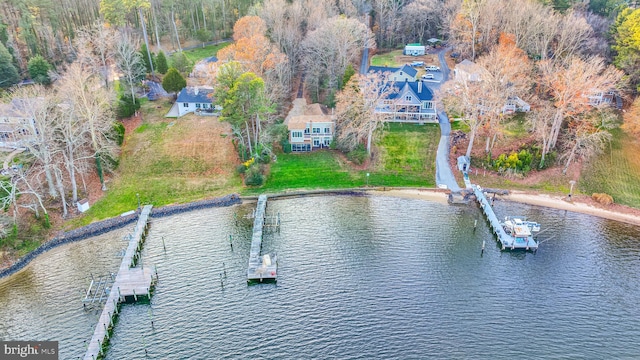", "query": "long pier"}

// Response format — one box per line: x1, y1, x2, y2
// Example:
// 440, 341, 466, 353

472, 185, 538, 251
84, 205, 157, 360
247, 195, 277, 282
